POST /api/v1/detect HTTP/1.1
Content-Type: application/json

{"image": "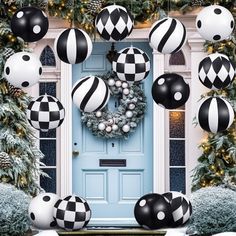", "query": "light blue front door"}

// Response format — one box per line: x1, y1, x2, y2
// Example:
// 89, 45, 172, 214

72, 42, 153, 226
